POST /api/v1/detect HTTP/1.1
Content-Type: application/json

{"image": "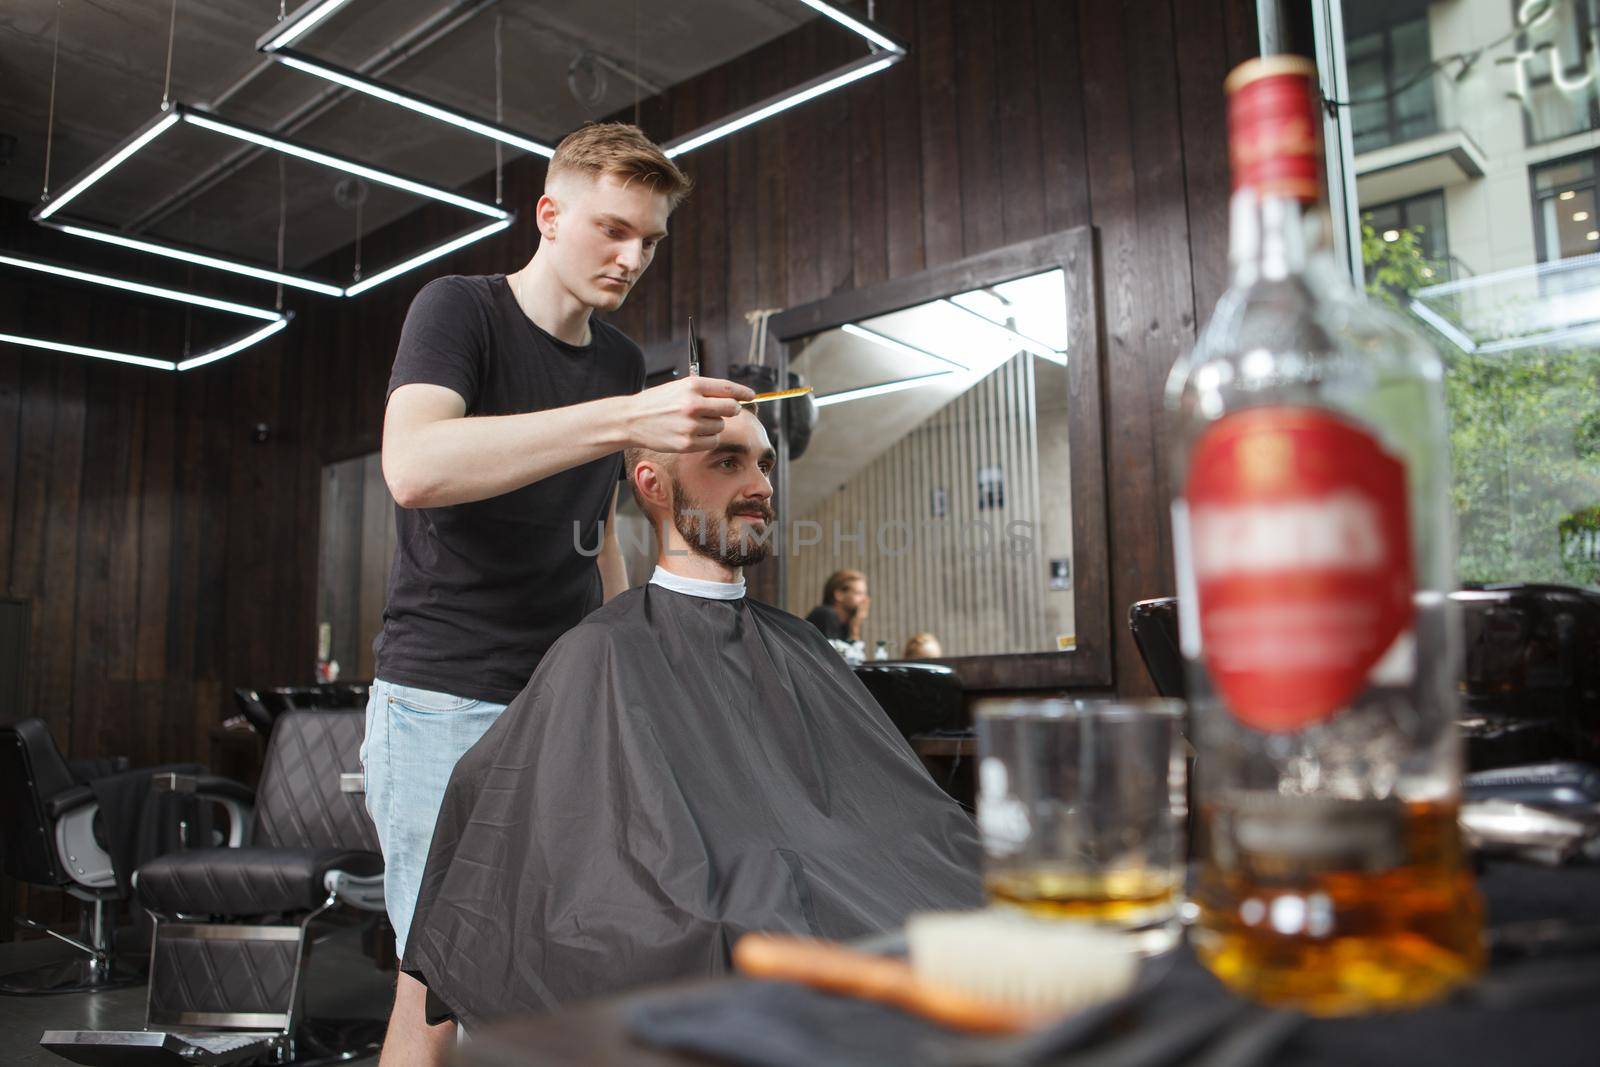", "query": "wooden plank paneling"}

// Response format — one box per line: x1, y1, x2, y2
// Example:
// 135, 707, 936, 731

917, 0, 963, 268
953, 0, 1004, 257
879, 0, 925, 279
1035, 0, 1092, 235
